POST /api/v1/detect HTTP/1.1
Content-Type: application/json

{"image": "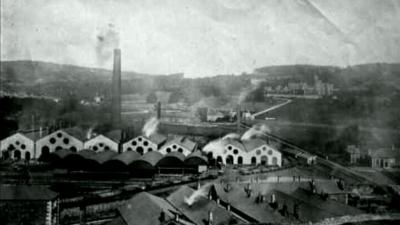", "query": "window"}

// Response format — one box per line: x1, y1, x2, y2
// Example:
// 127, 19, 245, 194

50, 137, 56, 144
268, 150, 273, 155
63, 138, 70, 145
104, 146, 110, 151
41, 146, 50, 156
93, 146, 98, 151
137, 147, 144, 154
256, 150, 261, 155
138, 137, 142, 142
70, 146, 77, 152
21, 144, 26, 150
228, 146, 232, 150
143, 141, 149, 146
178, 148, 183, 153
251, 157, 257, 165
132, 141, 137, 146
216, 156, 223, 164
127, 147, 133, 151
233, 149, 239, 155
262, 146, 267, 151
272, 157, 278, 166
99, 142, 104, 147
148, 148, 153, 152
166, 148, 171, 153
173, 145, 177, 149
57, 132, 63, 138
16, 141, 20, 145
55, 146, 63, 151
238, 156, 243, 164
